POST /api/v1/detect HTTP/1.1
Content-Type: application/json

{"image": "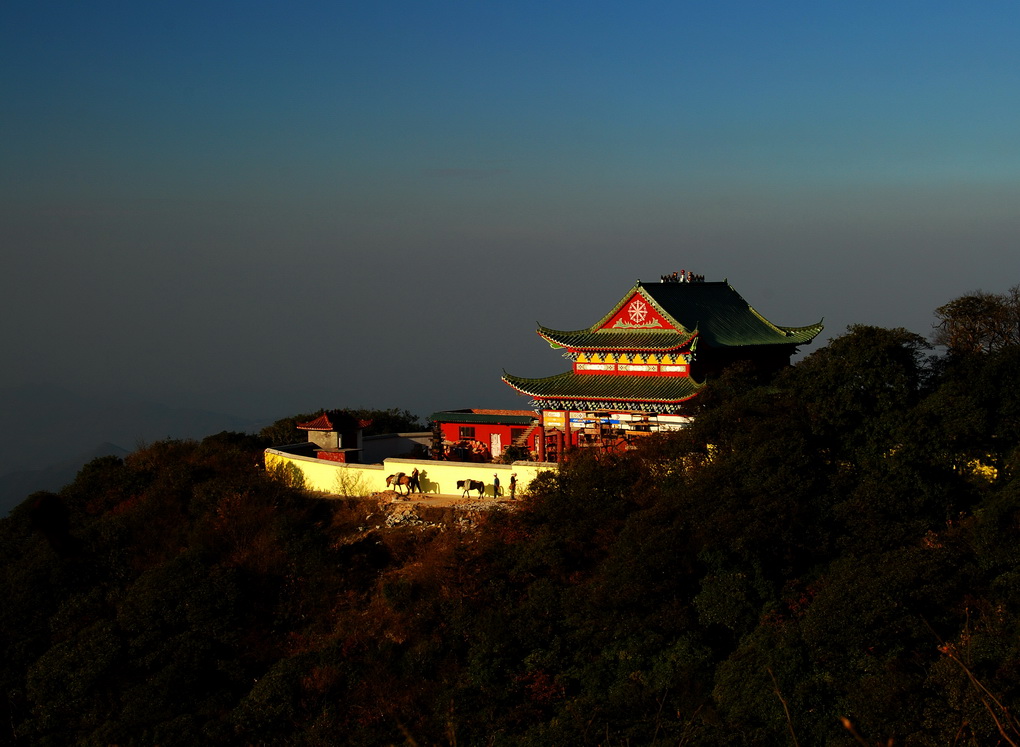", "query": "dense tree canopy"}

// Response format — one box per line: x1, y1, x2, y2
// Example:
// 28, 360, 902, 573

4, 294, 1020, 745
